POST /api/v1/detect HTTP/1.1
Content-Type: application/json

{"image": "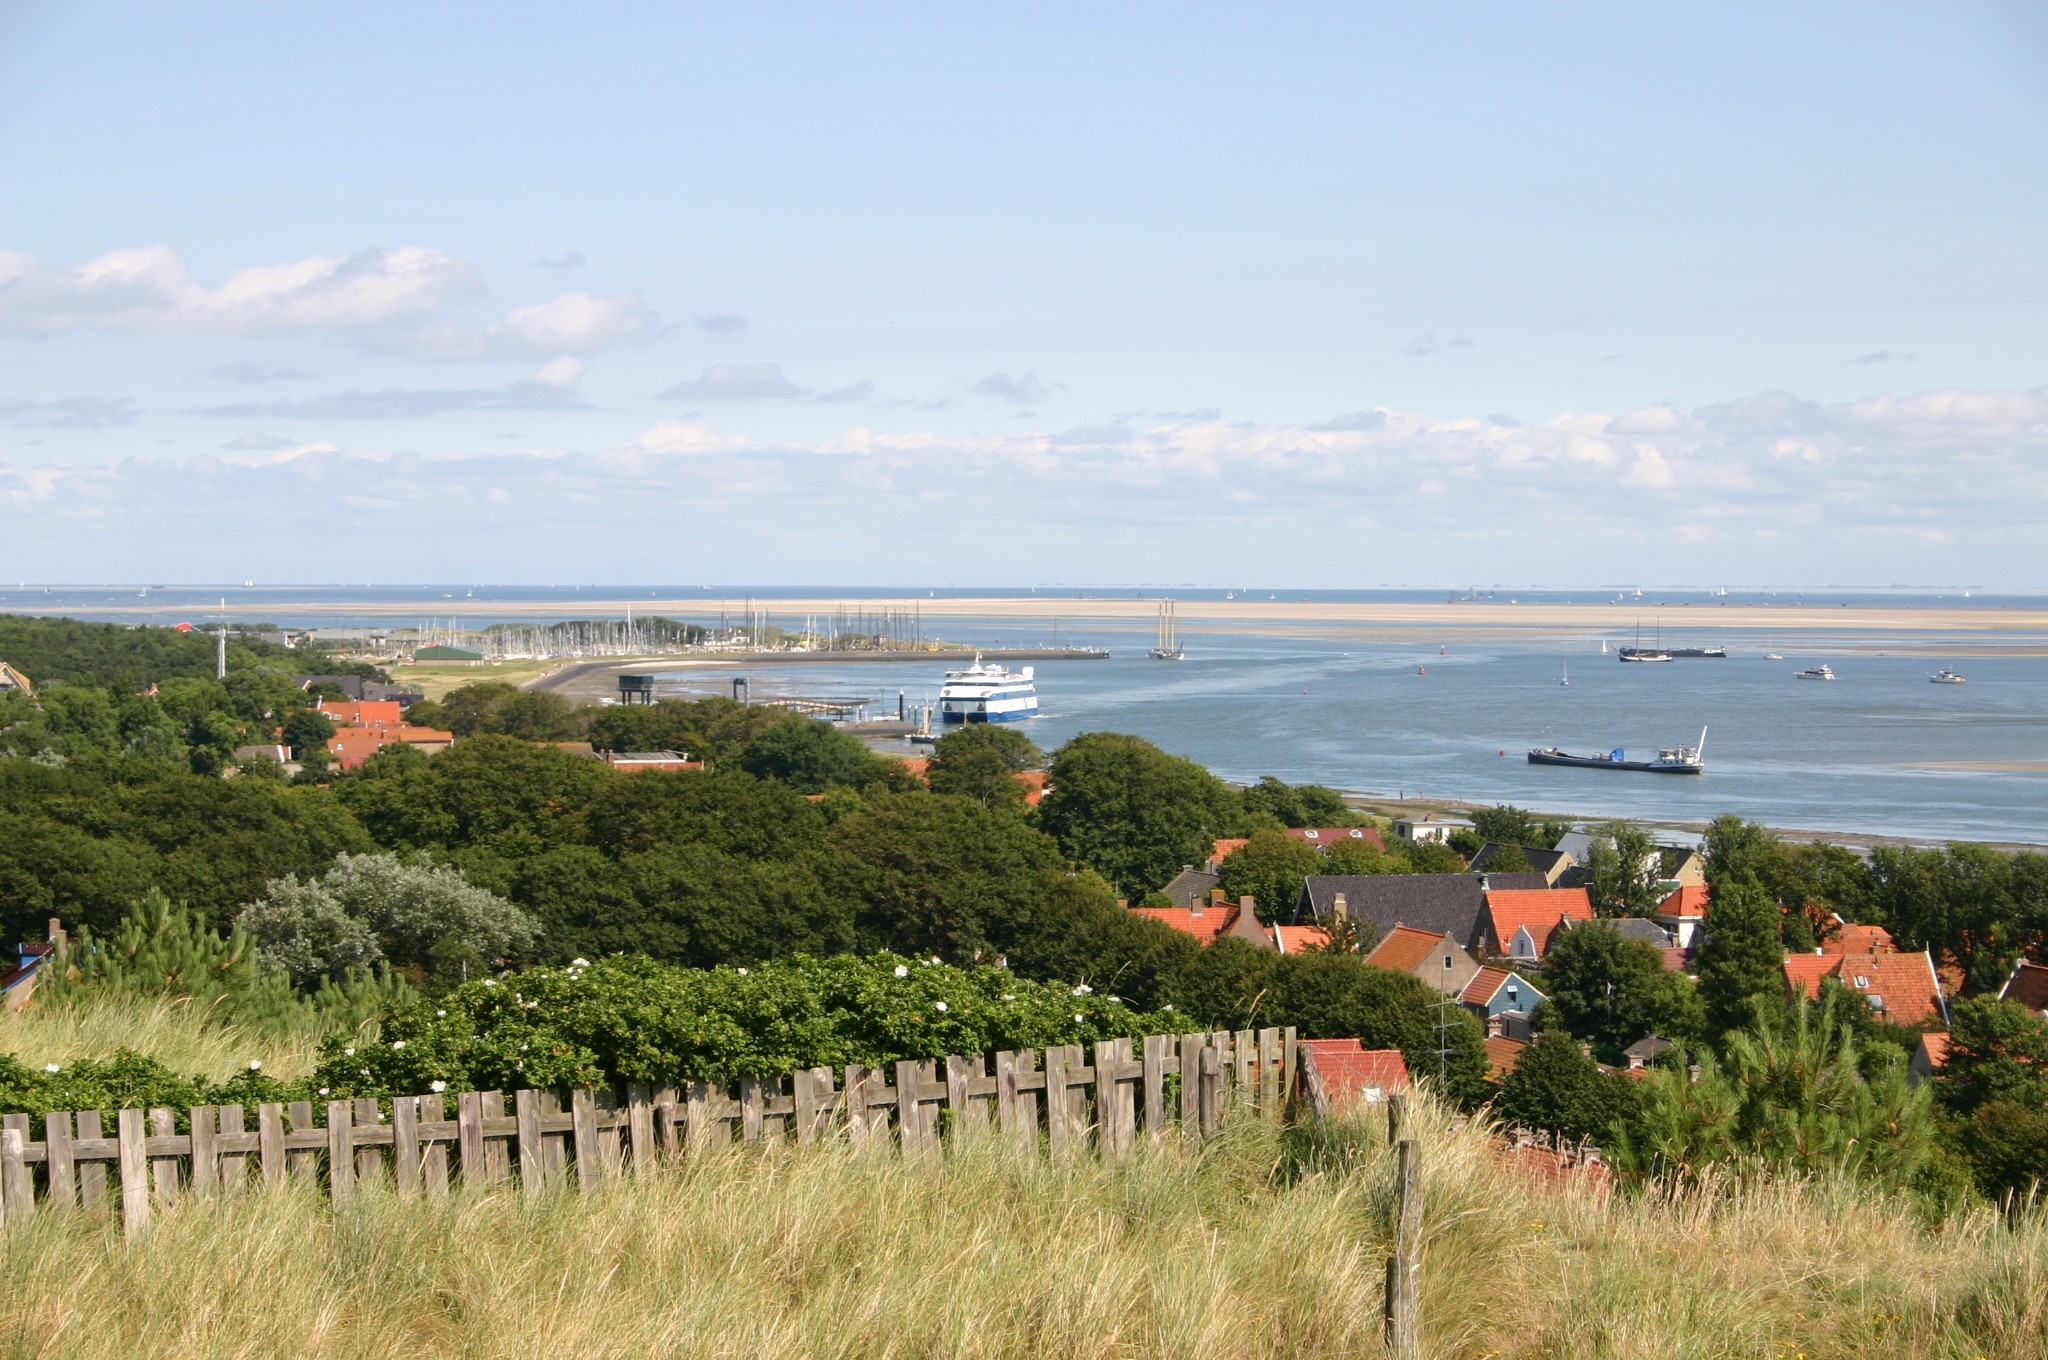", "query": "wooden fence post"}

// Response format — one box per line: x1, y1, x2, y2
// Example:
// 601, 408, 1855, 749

117, 1107, 149, 1236
44, 1111, 77, 1210
326, 1101, 354, 1207
149, 1108, 179, 1206
1385, 1136, 1422, 1360
0, 1126, 27, 1227
76, 1111, 107, 1209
